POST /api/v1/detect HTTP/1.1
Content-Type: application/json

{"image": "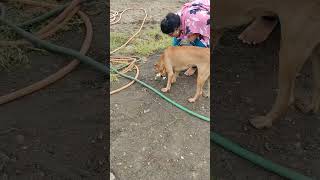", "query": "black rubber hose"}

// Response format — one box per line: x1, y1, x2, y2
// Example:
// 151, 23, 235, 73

0, 2, 5, 18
